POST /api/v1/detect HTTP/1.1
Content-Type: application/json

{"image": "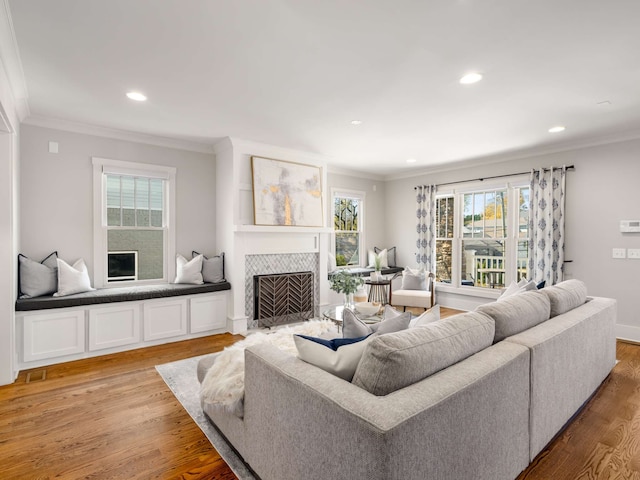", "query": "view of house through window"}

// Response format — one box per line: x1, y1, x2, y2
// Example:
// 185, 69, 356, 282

105, 174, 166, 282
333, 193, 362, 267
435, 185, 529, 289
